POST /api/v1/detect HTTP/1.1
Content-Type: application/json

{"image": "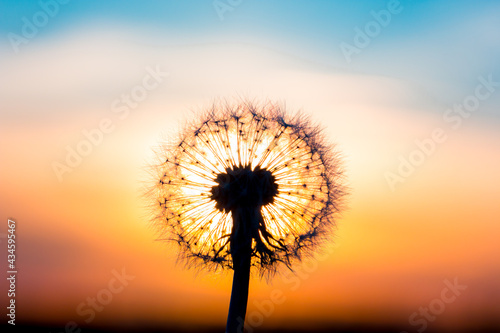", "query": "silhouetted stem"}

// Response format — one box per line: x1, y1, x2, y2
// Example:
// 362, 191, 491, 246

226, 207, 256, 333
